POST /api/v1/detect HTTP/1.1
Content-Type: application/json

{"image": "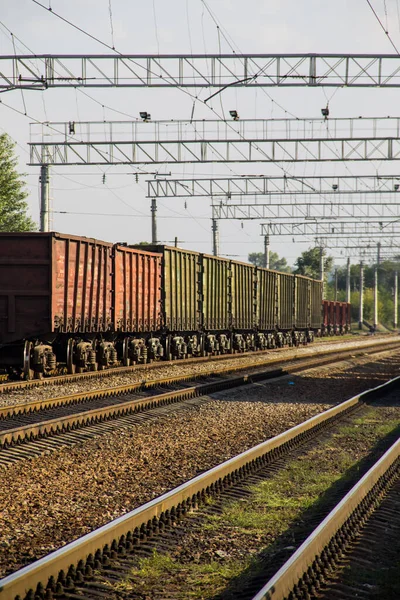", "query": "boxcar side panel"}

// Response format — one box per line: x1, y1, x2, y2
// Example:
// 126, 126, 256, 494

231, 261, 255, 330
295, 276, 309, 329
322, 300, 329, 328
256, 268, 277, 330
52, 235, 113, 332
310, 279, 323, 329
113, 245, 162, 332
137, 246, 201, 332
0, 234, 52, 343
201, 254, 230, 330
278, 272, 295, 330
